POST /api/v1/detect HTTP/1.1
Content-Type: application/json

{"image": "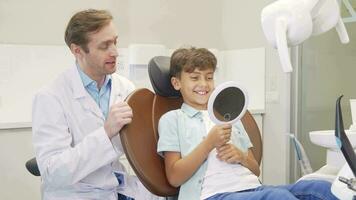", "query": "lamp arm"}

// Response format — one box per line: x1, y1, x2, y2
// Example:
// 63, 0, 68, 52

275, 18, 293, 73
336, 18, 350, 43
